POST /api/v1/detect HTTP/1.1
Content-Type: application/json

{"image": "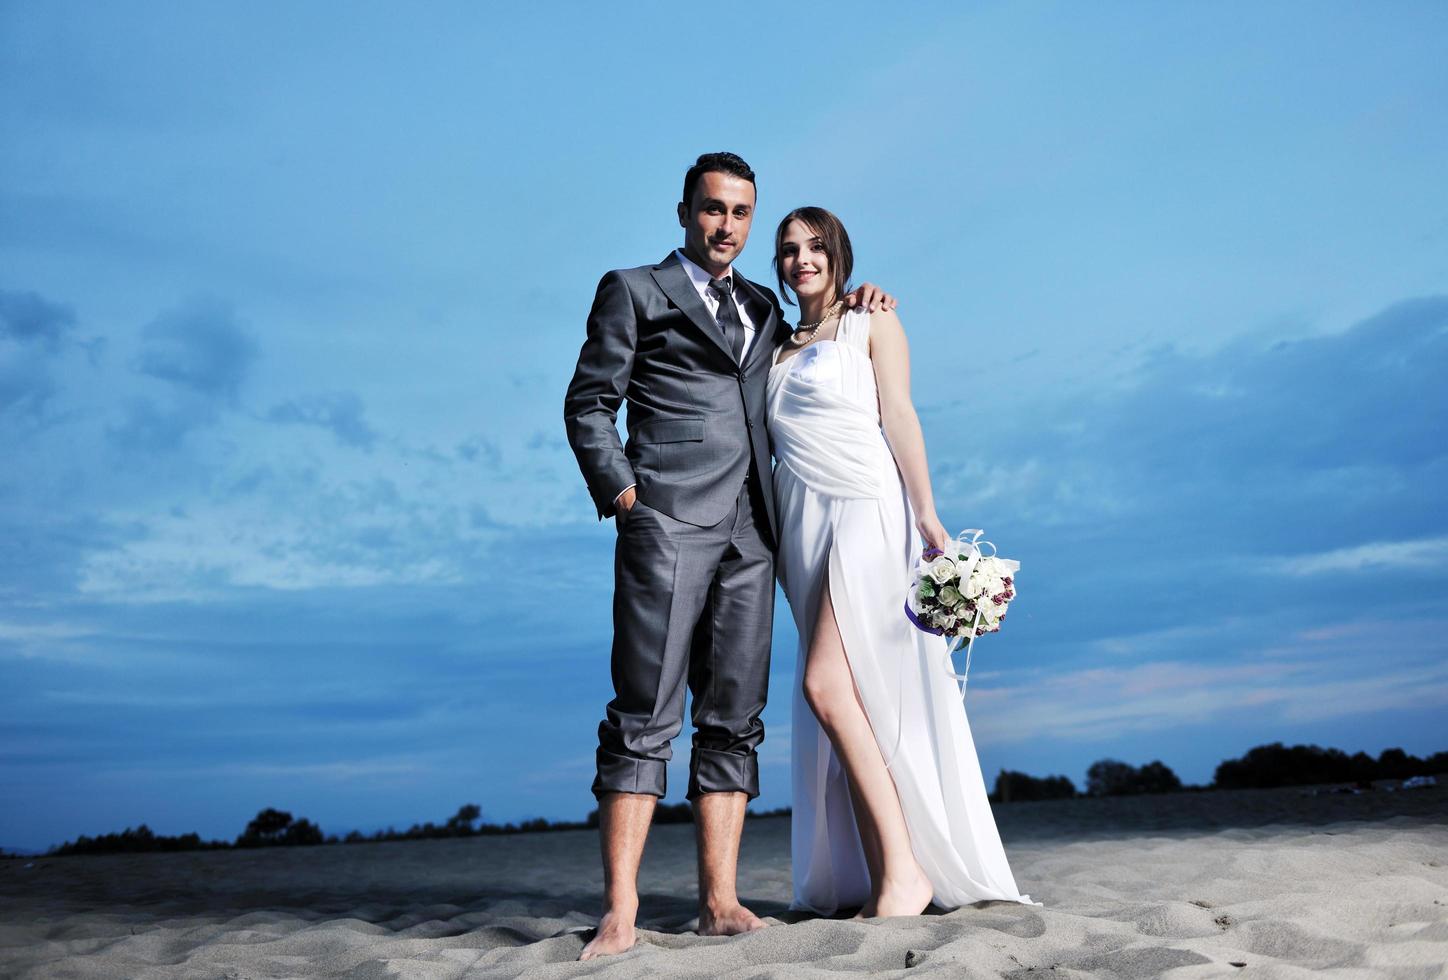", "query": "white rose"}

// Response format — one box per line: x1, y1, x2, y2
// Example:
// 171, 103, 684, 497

938, 585, 964, 608
963, 571, 986, 599
927, 556, 958, 585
